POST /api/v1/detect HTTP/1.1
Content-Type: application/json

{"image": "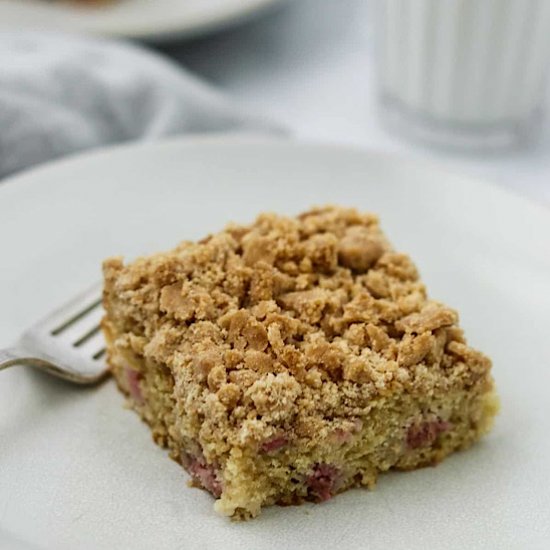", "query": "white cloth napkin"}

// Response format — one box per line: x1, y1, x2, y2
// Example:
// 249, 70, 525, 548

0, 32, 282, 179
